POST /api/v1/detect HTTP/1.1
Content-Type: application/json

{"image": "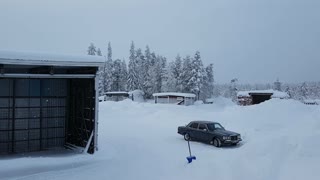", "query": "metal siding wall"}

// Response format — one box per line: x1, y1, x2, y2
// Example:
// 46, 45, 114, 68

0, 79, 67, 154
